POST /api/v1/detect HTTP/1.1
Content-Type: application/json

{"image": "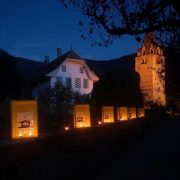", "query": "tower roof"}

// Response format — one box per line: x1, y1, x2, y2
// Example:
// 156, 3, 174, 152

137, 32, 162, 55
143, 32, 156, 49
